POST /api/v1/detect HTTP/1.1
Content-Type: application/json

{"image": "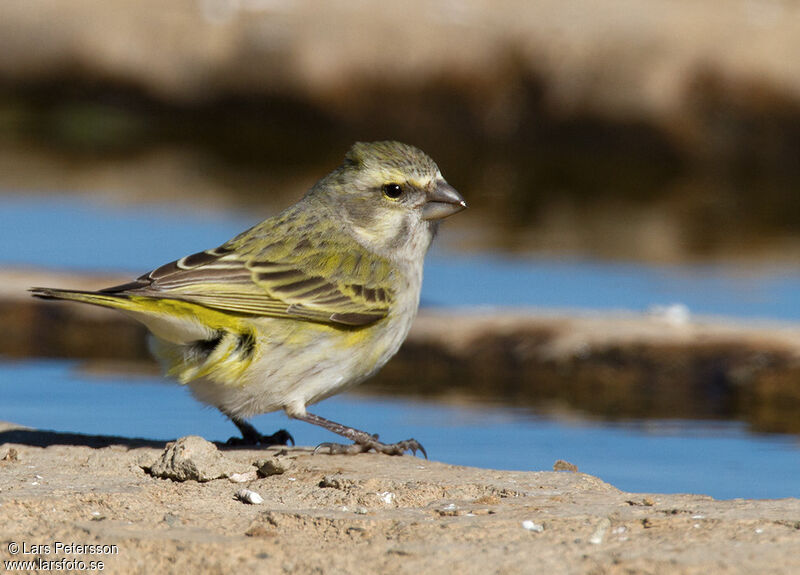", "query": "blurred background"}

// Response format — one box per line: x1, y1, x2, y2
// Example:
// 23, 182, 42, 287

2, 0, 800, 499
